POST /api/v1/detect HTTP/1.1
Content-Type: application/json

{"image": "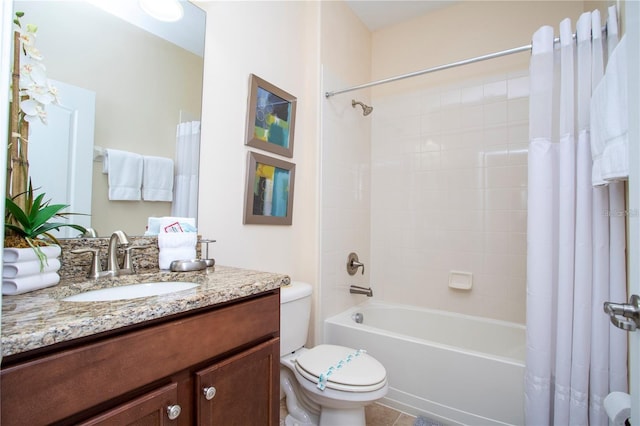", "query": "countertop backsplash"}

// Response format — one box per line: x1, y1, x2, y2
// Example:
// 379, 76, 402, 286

57, 236, 202, 282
